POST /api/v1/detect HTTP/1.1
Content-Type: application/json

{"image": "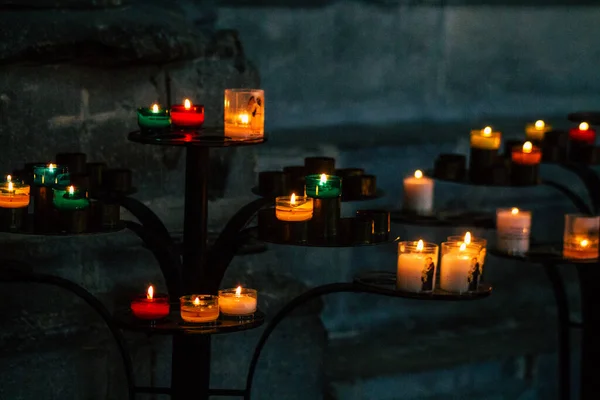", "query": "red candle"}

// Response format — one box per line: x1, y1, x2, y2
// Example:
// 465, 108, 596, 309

569, 122, 596, 145
130, 285, 170, 320
170, 99, 205, 127
511, 141, 541, 165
